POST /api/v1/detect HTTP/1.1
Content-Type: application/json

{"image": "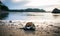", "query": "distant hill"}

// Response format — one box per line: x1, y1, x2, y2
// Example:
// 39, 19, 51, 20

0, 1, 9, 11
9, 8, 46, 12
52, 8, 60, 13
